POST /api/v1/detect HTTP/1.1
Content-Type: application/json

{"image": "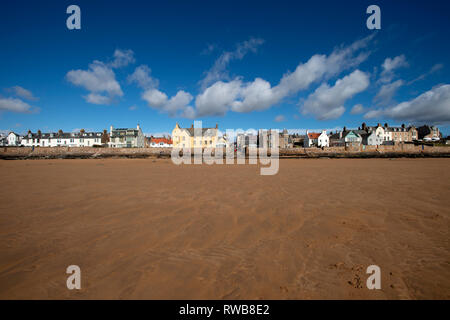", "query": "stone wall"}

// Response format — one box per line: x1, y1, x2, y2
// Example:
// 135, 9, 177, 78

1, 145, 449, 160
0, 147, 171, 159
